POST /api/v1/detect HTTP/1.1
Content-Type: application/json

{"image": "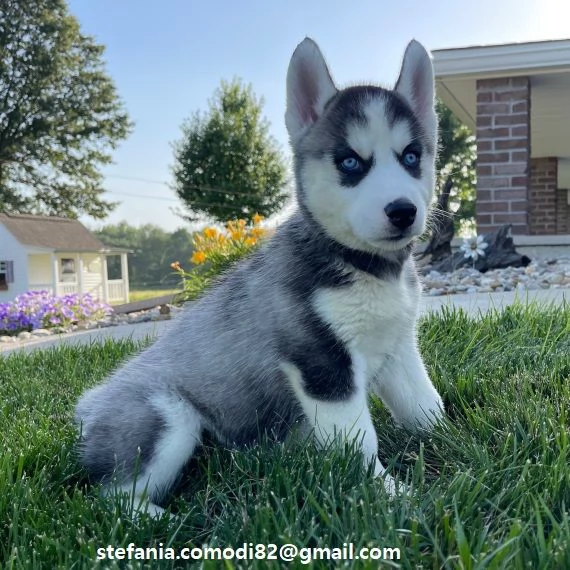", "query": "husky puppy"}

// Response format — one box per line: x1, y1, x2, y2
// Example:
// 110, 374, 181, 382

75, 38, 444, 516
